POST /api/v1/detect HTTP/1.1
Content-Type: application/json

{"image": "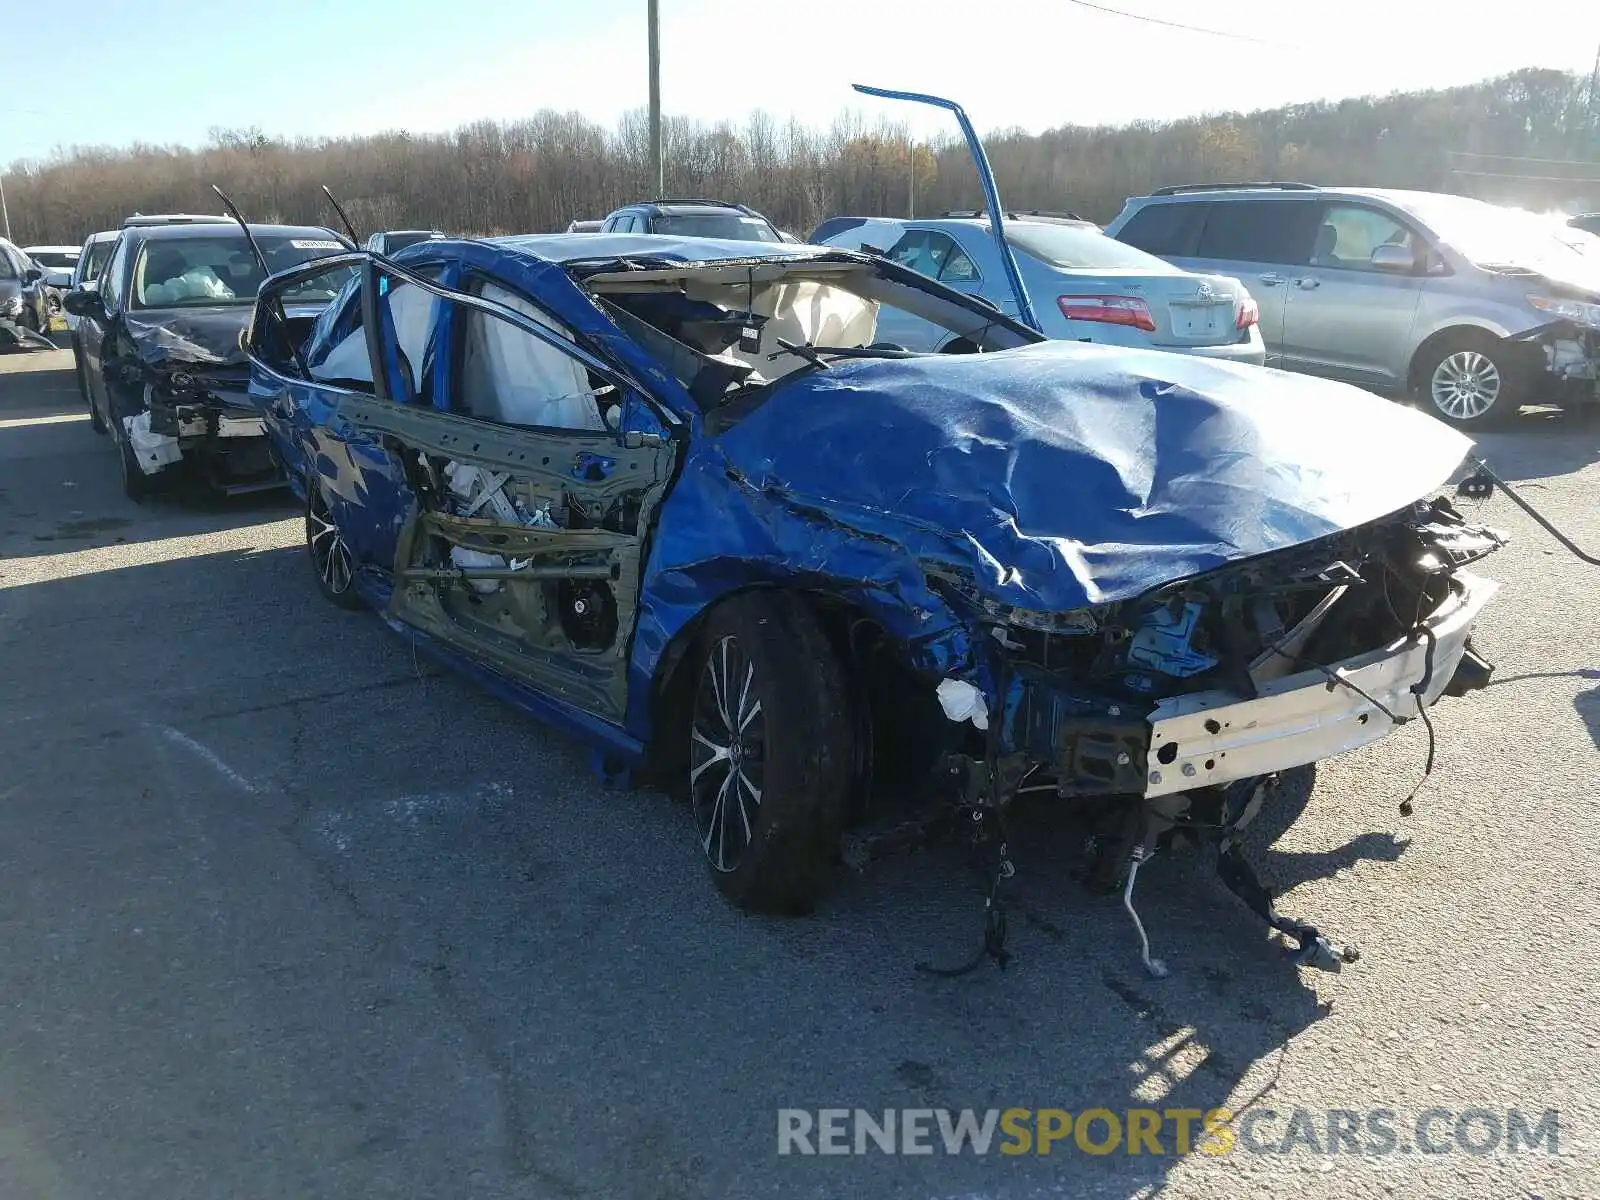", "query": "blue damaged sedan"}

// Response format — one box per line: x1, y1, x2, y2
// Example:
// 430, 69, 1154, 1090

244, 231, 1504, 972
